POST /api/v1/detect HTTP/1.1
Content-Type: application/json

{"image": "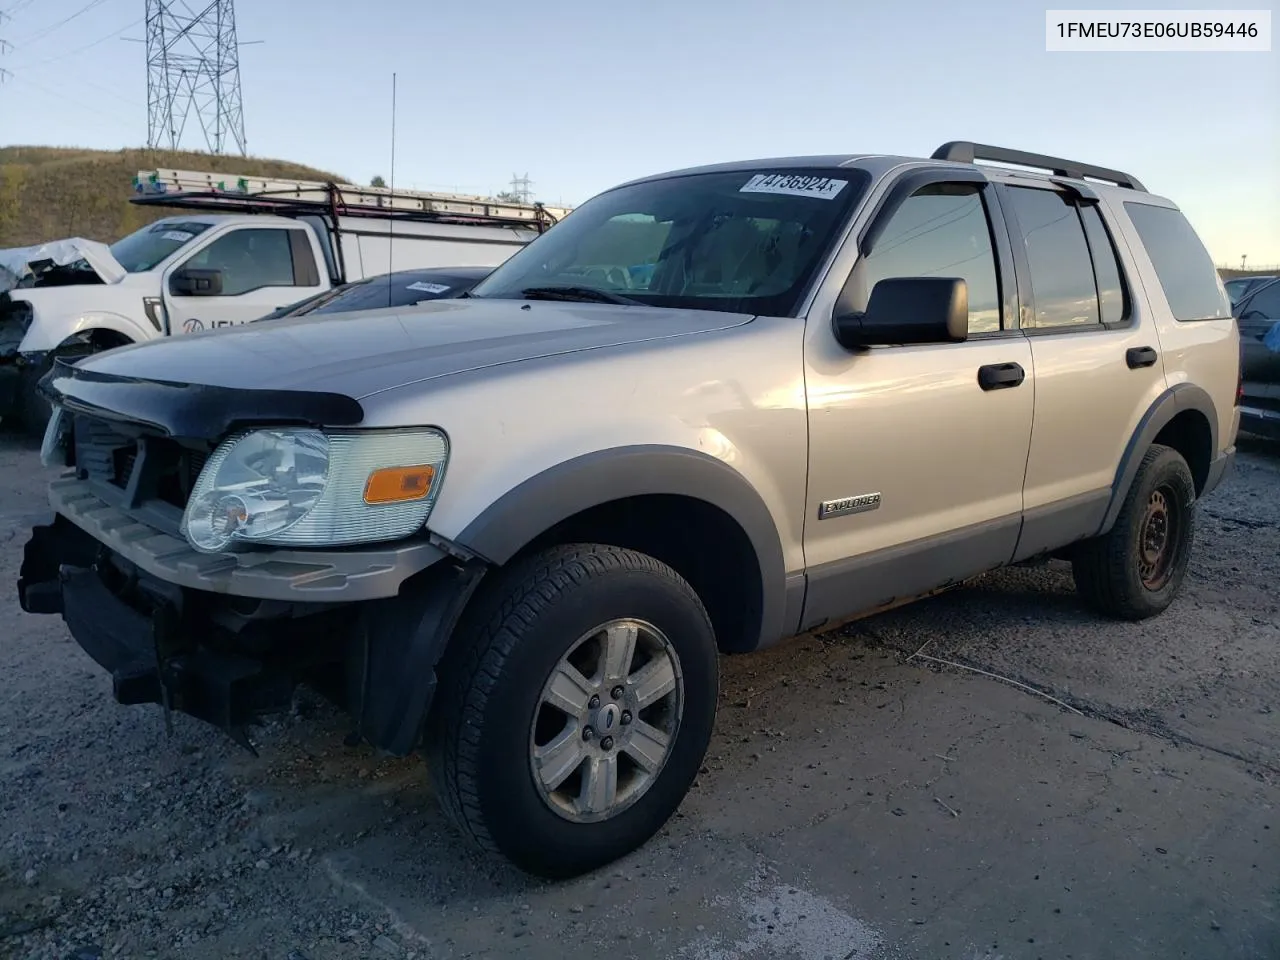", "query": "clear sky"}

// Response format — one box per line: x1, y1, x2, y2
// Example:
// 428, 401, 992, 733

2, 0, 1277, 264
